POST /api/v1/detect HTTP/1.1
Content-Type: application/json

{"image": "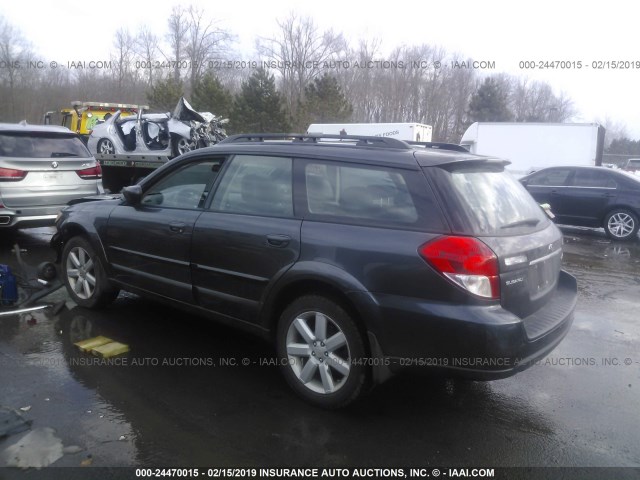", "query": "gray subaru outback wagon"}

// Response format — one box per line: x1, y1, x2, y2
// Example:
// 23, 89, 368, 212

52, 134, 577, 408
